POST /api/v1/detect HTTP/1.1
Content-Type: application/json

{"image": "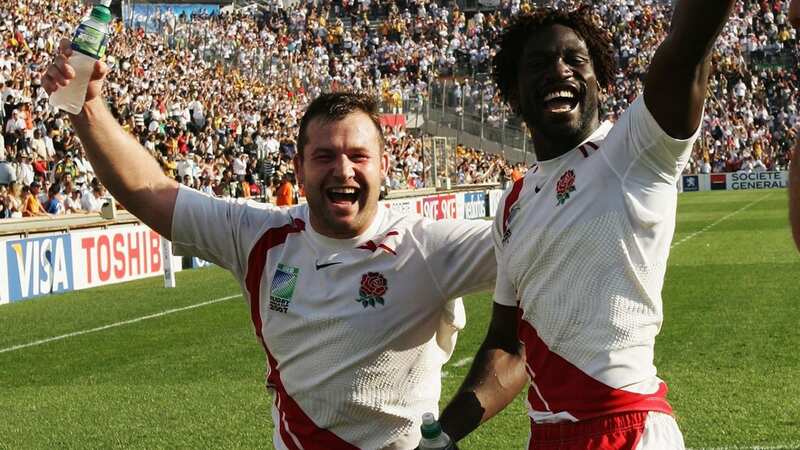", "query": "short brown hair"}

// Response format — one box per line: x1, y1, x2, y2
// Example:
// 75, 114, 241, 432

296, 92, 385, 157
